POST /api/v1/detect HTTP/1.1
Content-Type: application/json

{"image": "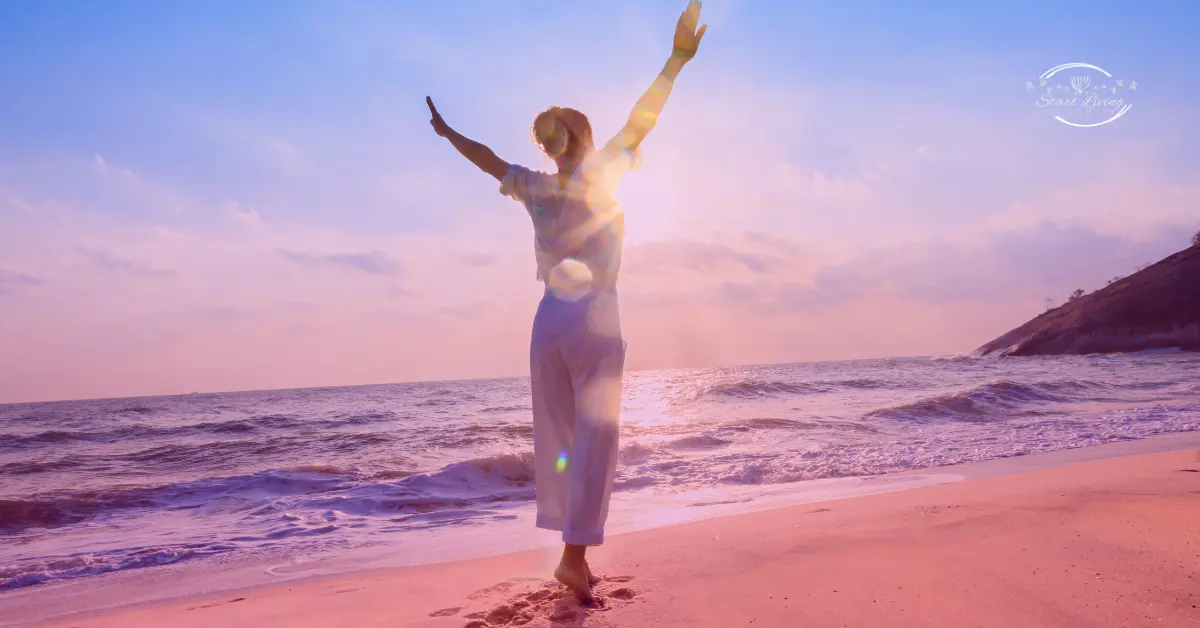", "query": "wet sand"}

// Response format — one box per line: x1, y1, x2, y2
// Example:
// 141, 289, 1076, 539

24, 446, 1200, 627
